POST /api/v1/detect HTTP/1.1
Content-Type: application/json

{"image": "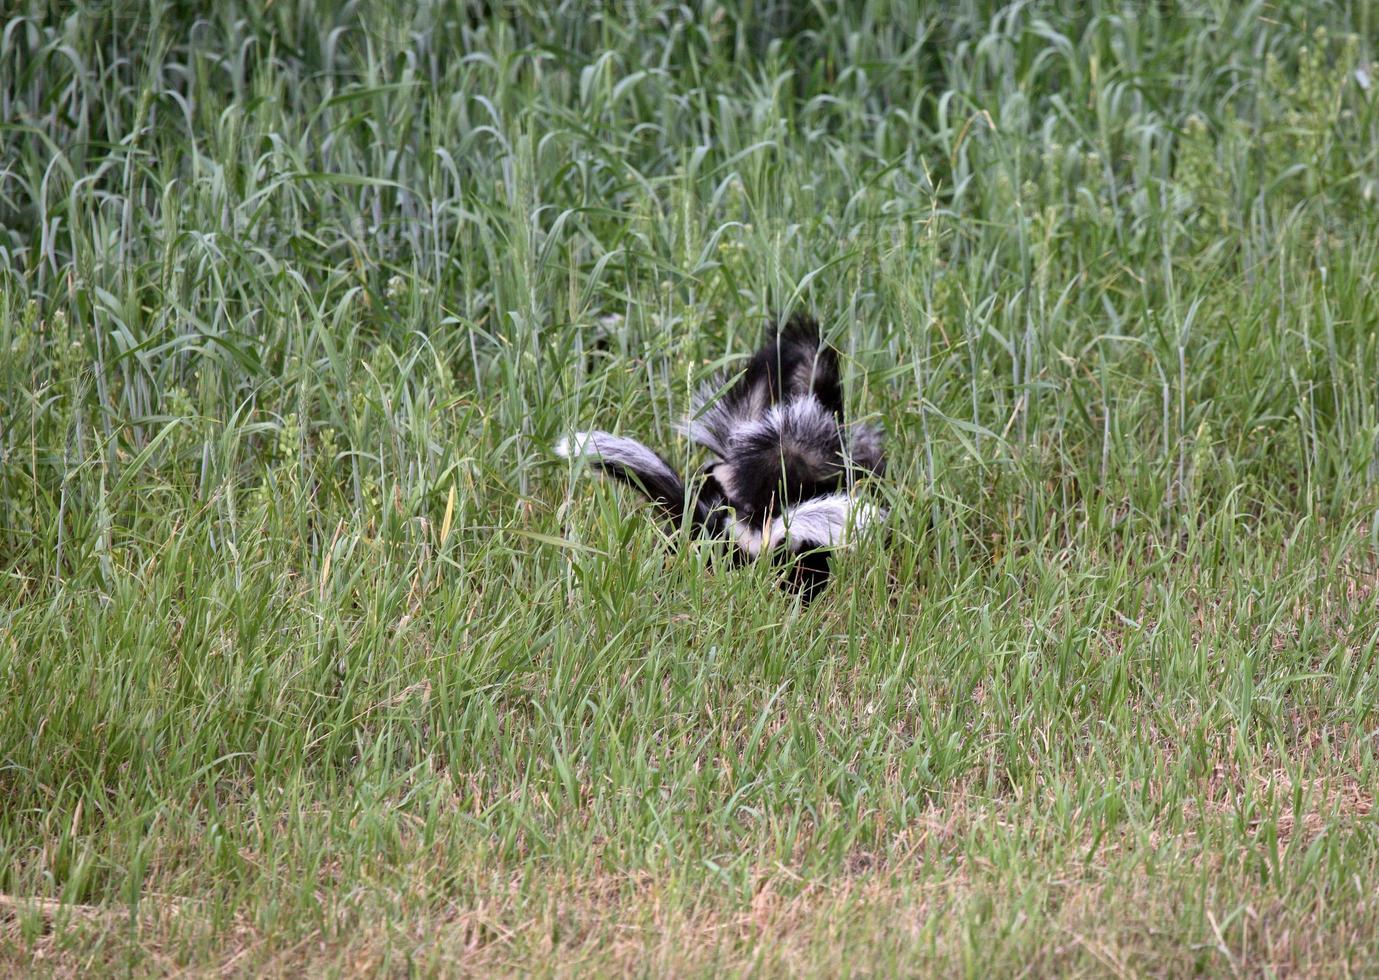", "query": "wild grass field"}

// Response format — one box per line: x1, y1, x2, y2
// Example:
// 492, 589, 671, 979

2, 0, 1379, 974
